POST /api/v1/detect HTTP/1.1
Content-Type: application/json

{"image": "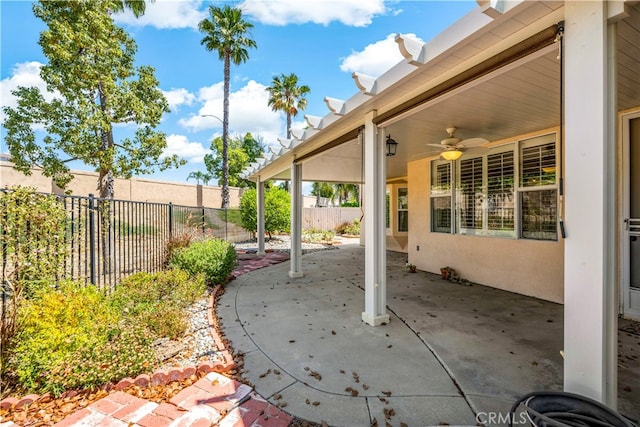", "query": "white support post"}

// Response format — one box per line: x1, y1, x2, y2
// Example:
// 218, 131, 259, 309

563, 1, 617, 407
257, 177, 265, 256
362, 112, 390, 326
289, 162, 304, 278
